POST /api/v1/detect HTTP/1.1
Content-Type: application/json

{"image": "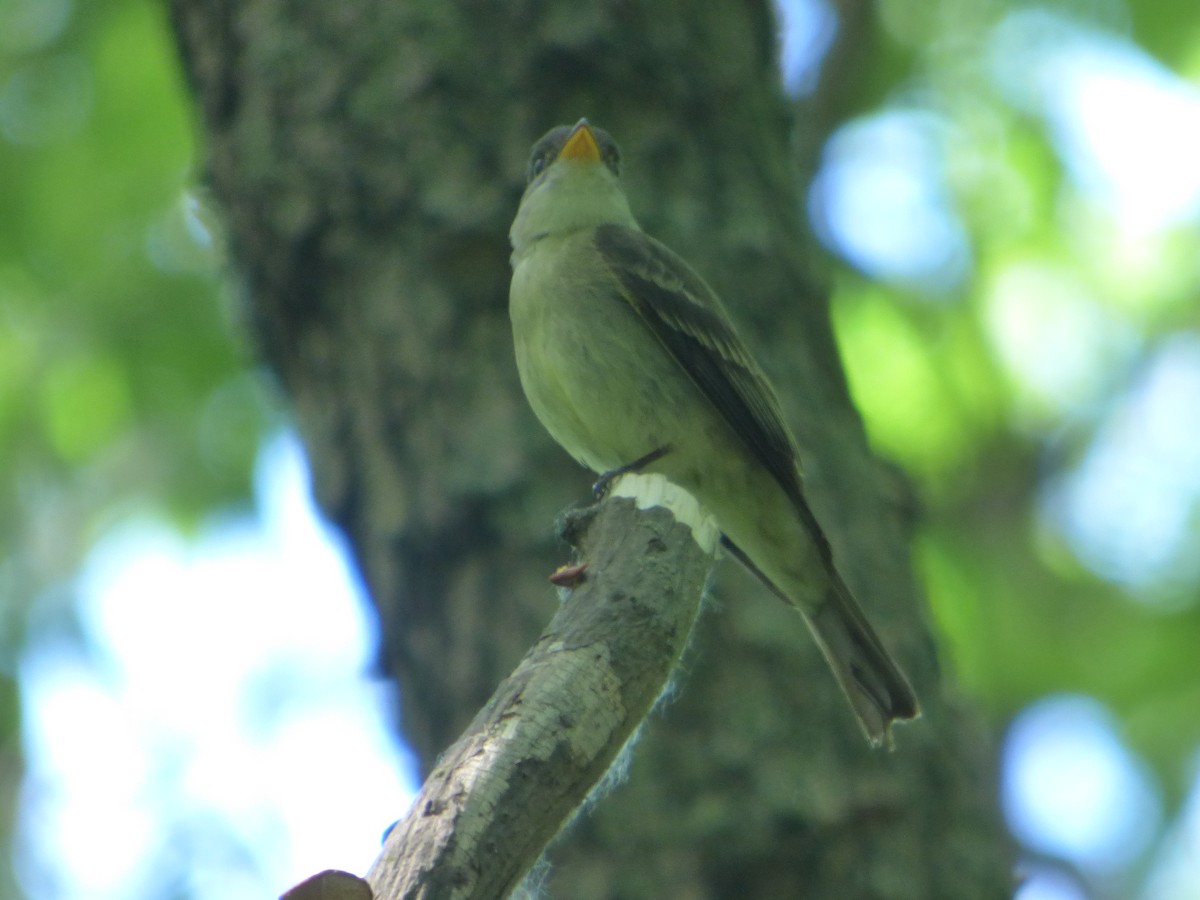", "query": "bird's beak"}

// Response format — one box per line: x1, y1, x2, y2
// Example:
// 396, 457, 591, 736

559, 119, 601, 164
